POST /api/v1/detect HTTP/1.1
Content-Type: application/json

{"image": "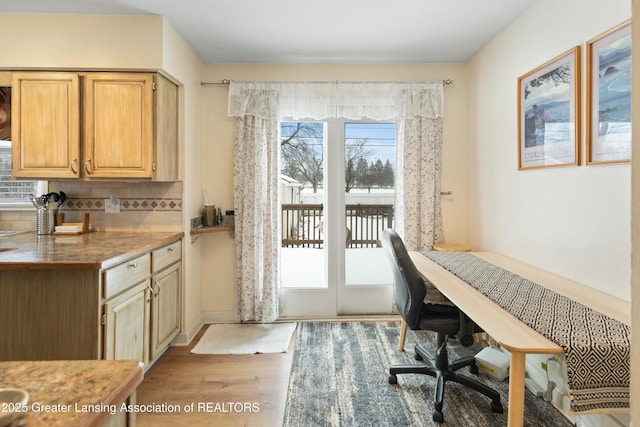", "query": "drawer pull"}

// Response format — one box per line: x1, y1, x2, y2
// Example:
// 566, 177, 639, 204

129, 262, 138, 268
168, 247, 174, 252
